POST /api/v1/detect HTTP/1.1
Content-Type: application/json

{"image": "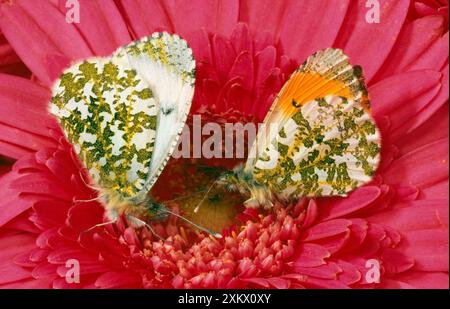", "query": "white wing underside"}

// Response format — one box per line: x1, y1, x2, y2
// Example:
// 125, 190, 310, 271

115, 33, 195, 197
